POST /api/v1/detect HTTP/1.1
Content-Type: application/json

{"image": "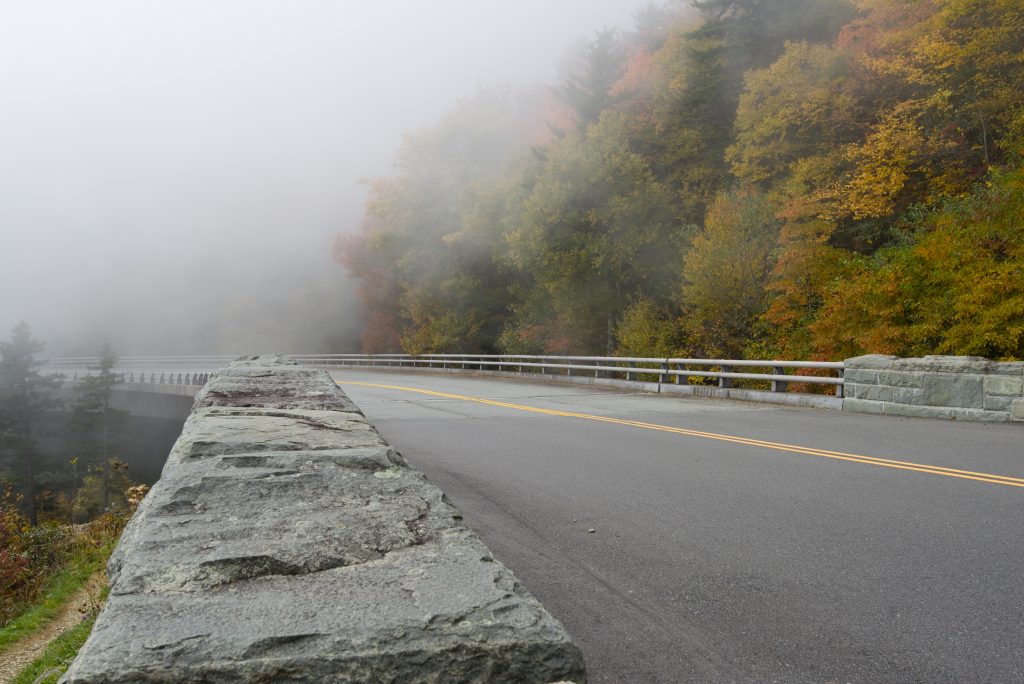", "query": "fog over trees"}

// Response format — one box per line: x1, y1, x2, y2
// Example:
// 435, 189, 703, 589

3, 1, 1021, 361
340, 0, 1024, 361
0, 0, 651, 355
